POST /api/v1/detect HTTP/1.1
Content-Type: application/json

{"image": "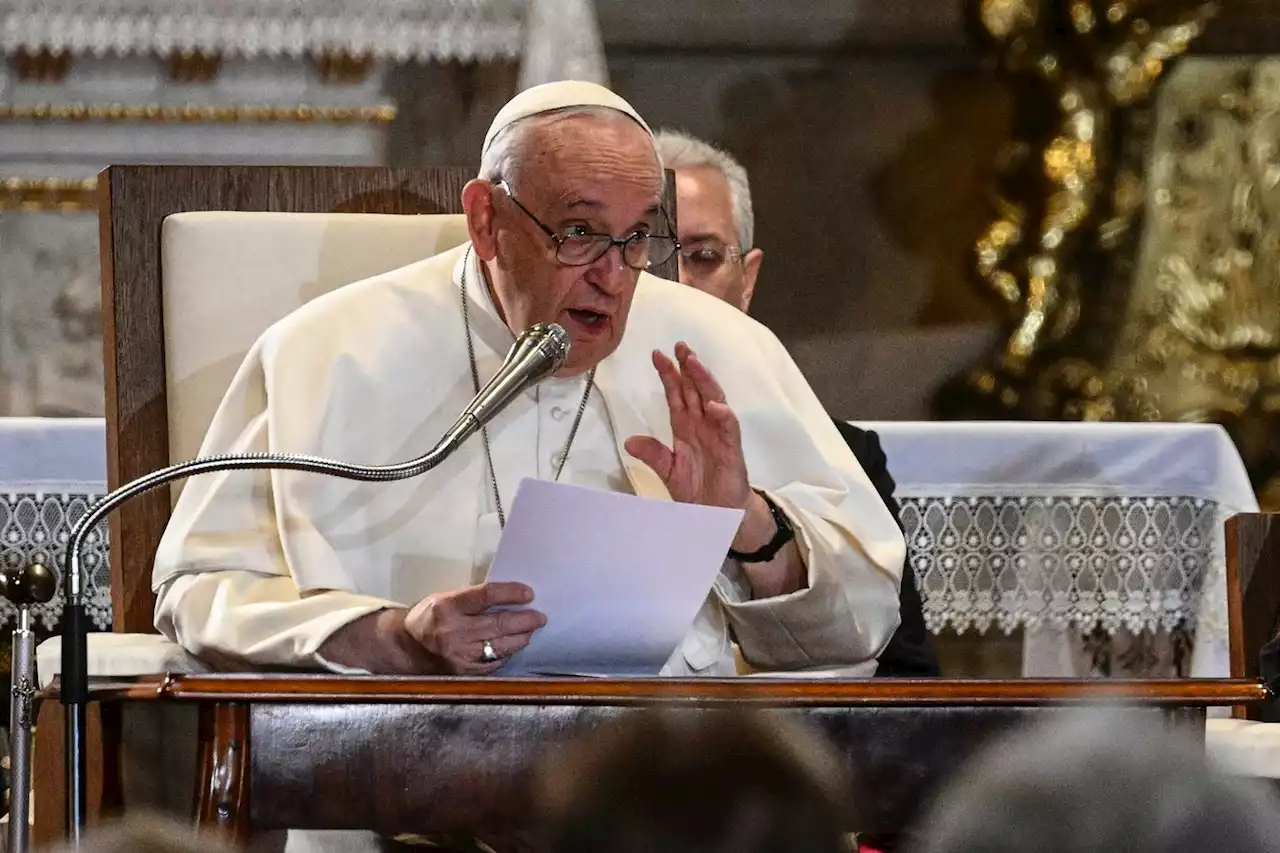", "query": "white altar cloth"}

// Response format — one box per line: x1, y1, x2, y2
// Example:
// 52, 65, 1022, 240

1, 417, 1259, 679
0, 417, 108, 631
859, 421, 1259, 678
